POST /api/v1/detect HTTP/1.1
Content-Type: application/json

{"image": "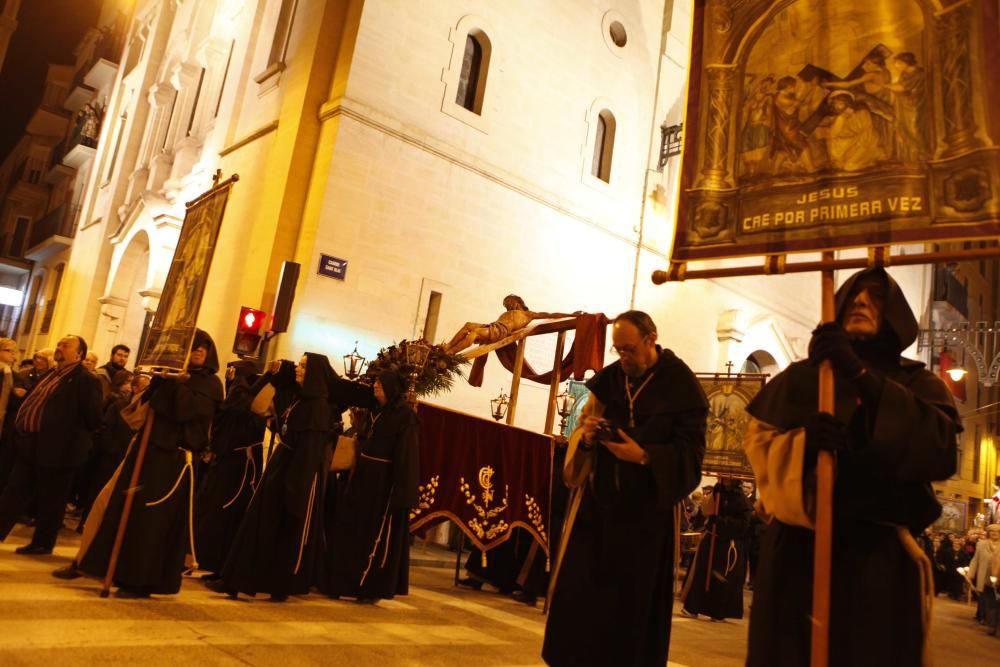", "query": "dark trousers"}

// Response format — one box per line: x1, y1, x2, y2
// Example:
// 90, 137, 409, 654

0, 458, 76, 550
